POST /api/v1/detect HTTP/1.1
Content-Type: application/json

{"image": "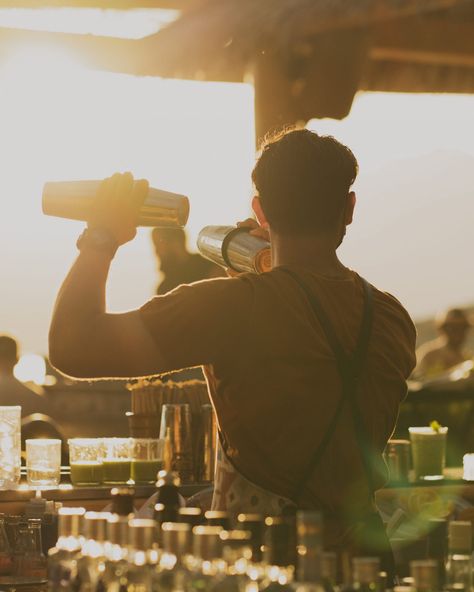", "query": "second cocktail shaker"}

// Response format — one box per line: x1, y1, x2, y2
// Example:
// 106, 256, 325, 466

197, 225, 271, 274
42, 180, 189, 228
